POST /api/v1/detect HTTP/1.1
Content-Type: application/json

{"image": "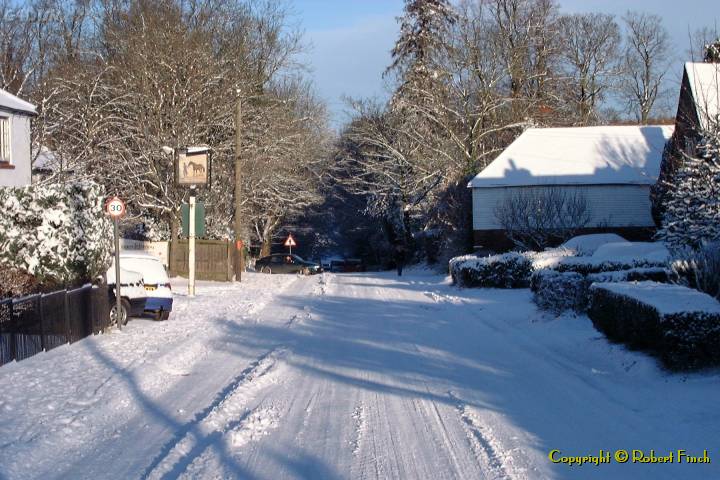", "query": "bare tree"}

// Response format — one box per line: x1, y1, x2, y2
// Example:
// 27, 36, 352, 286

494, 186, 592, 250
557, 13, 620, 124
621, 11, 672, 124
